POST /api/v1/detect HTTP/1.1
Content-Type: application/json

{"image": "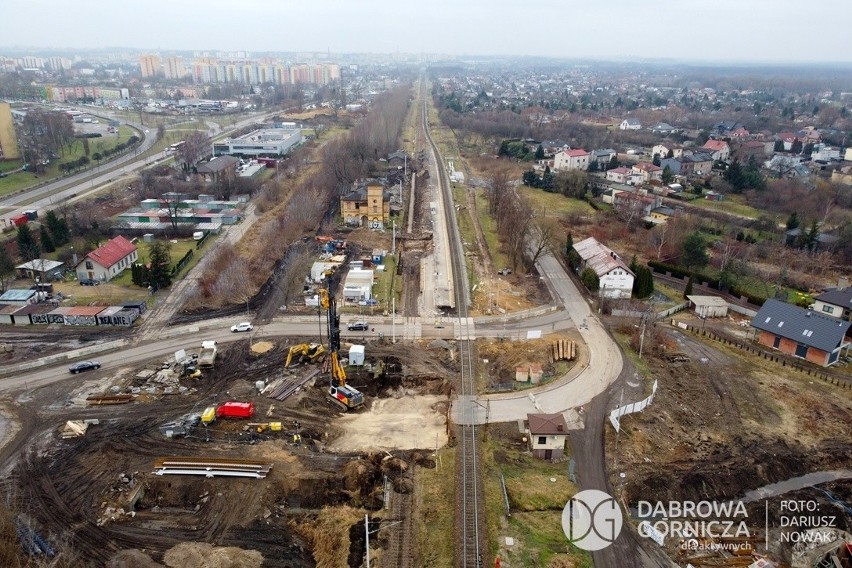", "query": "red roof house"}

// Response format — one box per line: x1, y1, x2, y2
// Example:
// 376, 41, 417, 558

75, 235, 139, 283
